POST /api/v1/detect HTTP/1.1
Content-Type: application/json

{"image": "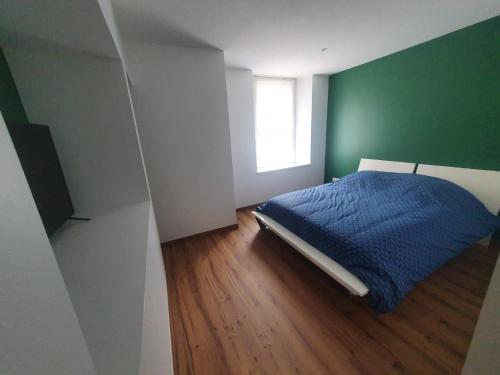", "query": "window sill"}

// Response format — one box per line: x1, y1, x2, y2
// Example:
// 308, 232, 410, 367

257, 163, 311, 174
